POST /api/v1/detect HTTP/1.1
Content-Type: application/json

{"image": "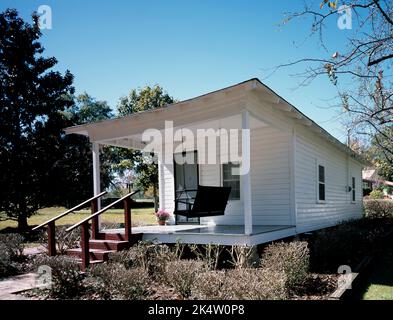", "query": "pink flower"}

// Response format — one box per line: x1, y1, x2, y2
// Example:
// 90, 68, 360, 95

155, 209, 170, 221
